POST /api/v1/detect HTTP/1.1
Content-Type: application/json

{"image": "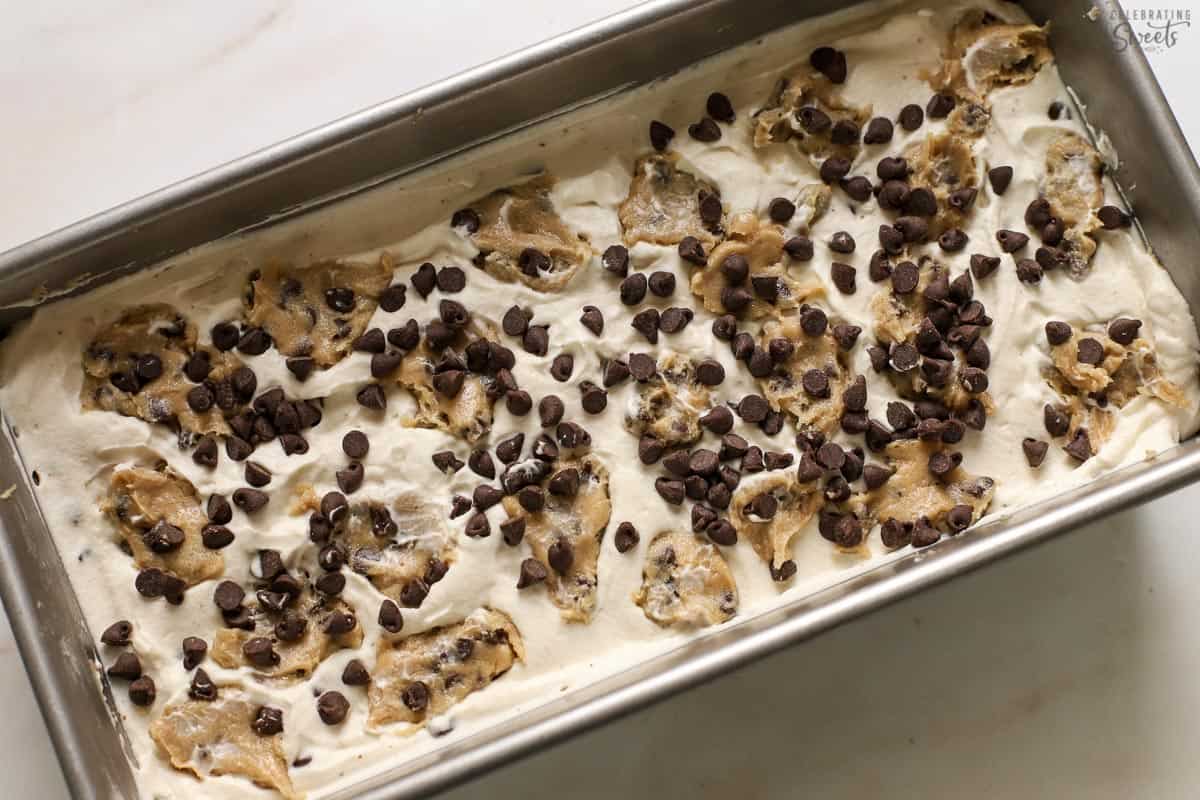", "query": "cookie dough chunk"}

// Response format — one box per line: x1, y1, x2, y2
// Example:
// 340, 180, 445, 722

333, 493, 456, 605
730, 472, 822, 572
932, 9, 1052, 99
244, 254, 392, 368
619, 153, 724, 247
752, 74, 871, 162
692, 212, 824, 319
500, 454, 611, 623
1043, 132, 1105, 276
392, 319, 500, 443
462, 174, 591, 291
211, 590, 363, 681
757, 314, 851, 437
867, 439, 994, 536
634, 530, 737, 628
1044, 322, 1187, 455
902, 133, 979, 235
104, 463, 223, 587
82, 304, 237, 436
624, 352, 713, 448
367, 608, 524, 728
149, 695, 297, 800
